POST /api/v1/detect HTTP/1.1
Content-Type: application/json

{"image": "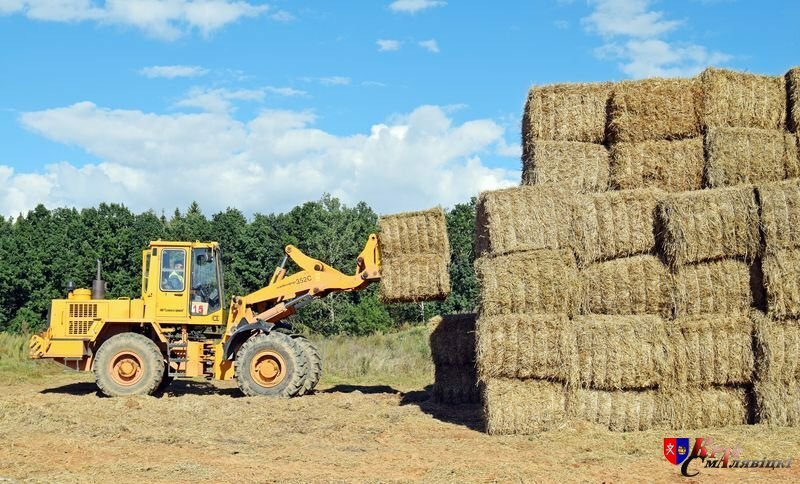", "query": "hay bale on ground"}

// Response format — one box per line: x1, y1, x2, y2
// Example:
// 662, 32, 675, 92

656, 186, 759, 268
752, 310, 800, 385
482, 378, 567, 435
672, 259, 755, 317
475, 249, 581, 317
607, 77, 701, 143
475, 313, 575, 382
609, 138, 704, 192
658, 386, 751, 428
433, 364, 480, 404
763, 248, 800, 319
704, 128, 800, 188
572, 188, 663, 266
758, 178, 800, 253
475, 185, 576, 257
665, 314, 754, 388
581, 255, 672, 318
700, 67, 786, 130
567, 388, 658, 432
787, 67, 800, 132
522, 82, 612, 144
521, 141, 609, 192
754, 381, 800, 426
429, 313, 476, 366
572, 315, 669, 391
379, 208, 450, 302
